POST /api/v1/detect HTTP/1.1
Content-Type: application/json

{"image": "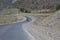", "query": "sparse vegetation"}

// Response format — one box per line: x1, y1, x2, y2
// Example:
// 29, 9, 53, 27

13, 0, 60, 10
